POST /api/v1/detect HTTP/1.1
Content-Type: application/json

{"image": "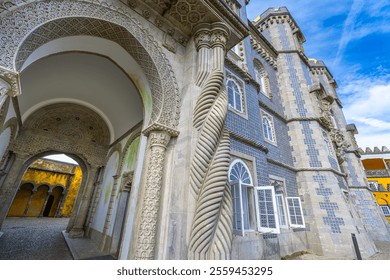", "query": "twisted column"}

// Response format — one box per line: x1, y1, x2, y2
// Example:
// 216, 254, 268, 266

188, 23, 233, 260
135, 129, 172, 260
